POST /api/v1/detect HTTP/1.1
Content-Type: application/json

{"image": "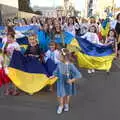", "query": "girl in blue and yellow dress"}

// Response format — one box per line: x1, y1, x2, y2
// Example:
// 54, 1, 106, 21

50, 48, 82, 114
105, 29, 117, 56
